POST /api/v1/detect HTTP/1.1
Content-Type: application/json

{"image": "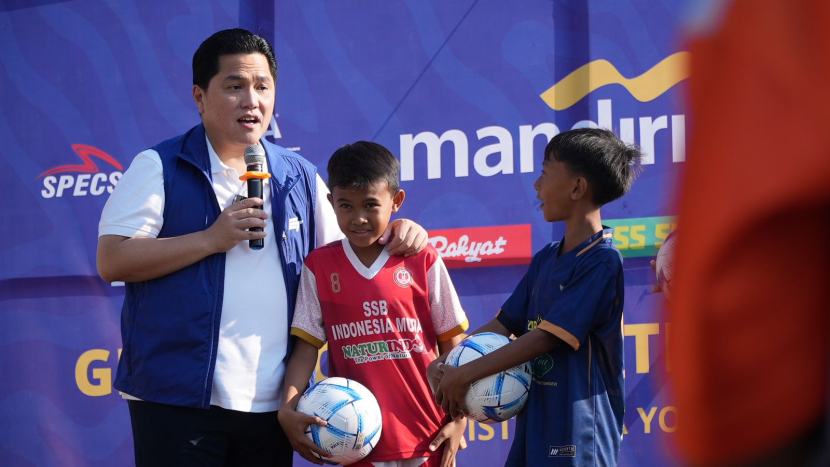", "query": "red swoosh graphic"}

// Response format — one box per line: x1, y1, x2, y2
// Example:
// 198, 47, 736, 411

37, 144, 123, 179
